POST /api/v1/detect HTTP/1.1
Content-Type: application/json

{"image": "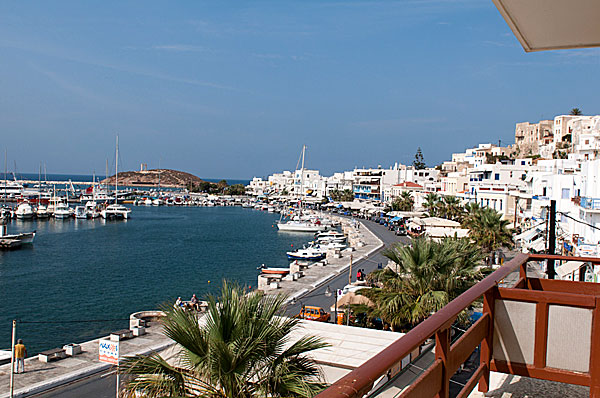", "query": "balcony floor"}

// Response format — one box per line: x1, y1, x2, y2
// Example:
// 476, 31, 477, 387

468, 371, 588, 397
